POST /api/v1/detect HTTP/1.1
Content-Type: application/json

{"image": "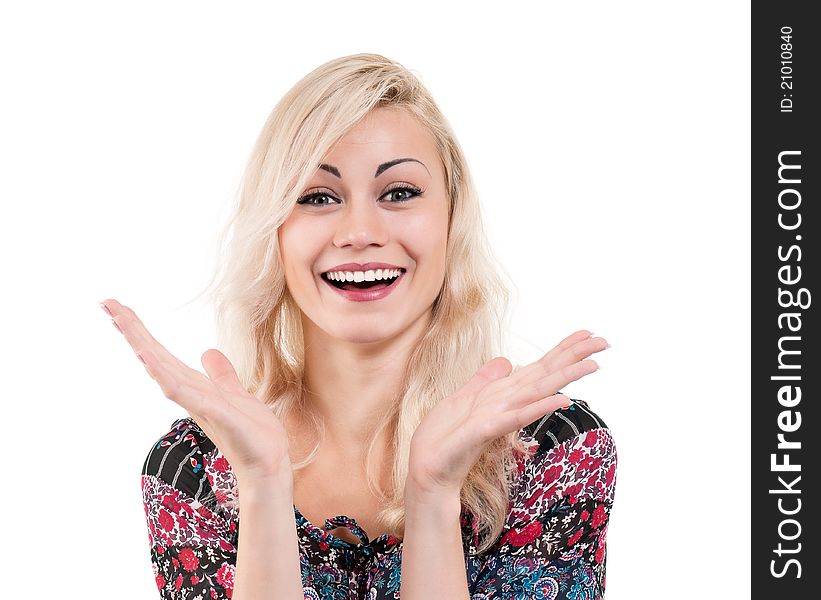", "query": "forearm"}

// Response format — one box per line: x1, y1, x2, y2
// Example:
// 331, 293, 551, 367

400, 486, 471, 600
234, 479, 303, 600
